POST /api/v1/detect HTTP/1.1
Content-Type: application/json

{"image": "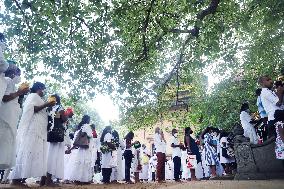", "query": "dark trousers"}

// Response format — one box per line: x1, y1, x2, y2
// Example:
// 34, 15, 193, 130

156, 152, 166, 181
152, 172, 155, 181
124, 150, 133, 182
102, 168, 112, 183
173, 156, 181, 181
